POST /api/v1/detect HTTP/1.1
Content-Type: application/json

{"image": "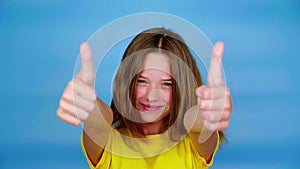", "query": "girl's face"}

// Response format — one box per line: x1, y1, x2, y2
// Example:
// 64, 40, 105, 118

135, 52, 172, 123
